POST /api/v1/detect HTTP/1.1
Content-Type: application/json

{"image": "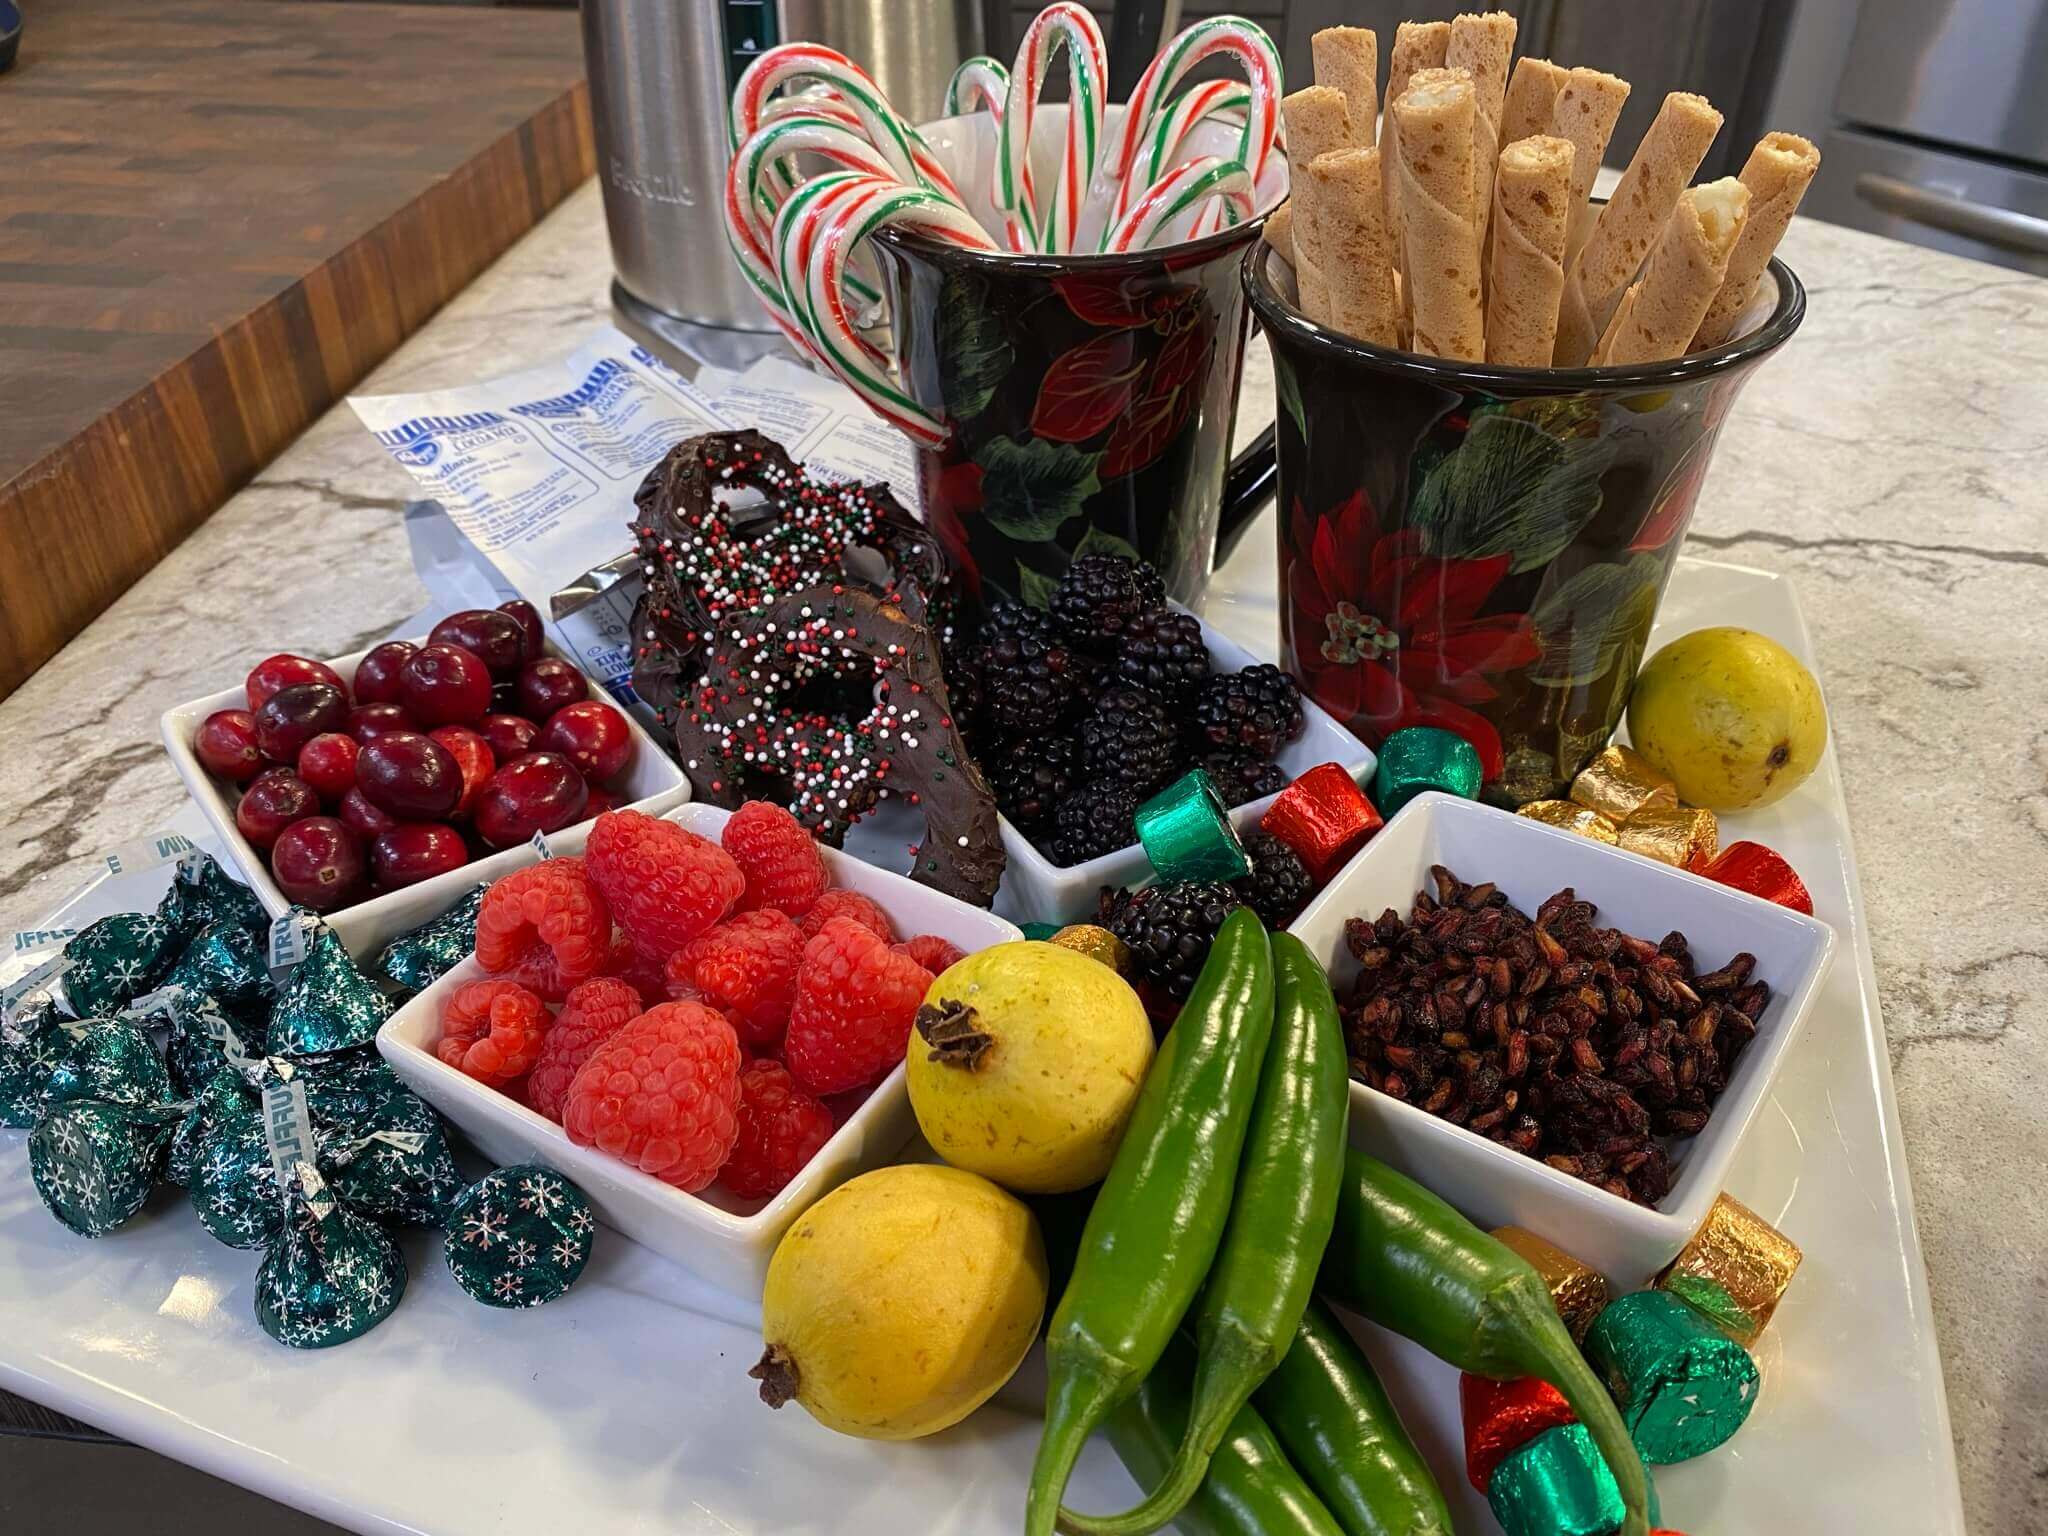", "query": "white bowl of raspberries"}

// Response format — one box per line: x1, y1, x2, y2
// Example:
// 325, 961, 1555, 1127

377, 799, 1023, 1299
161, 603, 688, 956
